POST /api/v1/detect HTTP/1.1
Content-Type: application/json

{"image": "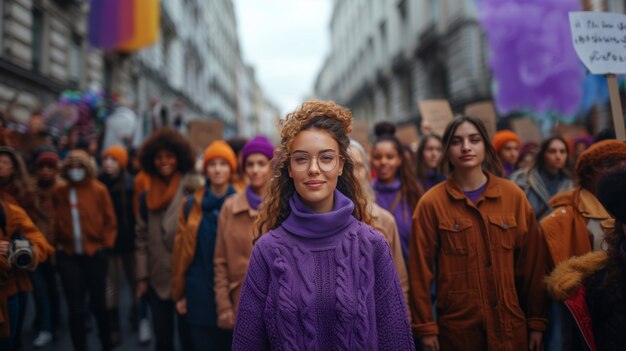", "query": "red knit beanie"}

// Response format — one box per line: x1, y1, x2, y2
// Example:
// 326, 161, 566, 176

203, 140, 237, 172
102, 145, 129, 169
492, 130, 521, 154
576, 140, 626, 175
